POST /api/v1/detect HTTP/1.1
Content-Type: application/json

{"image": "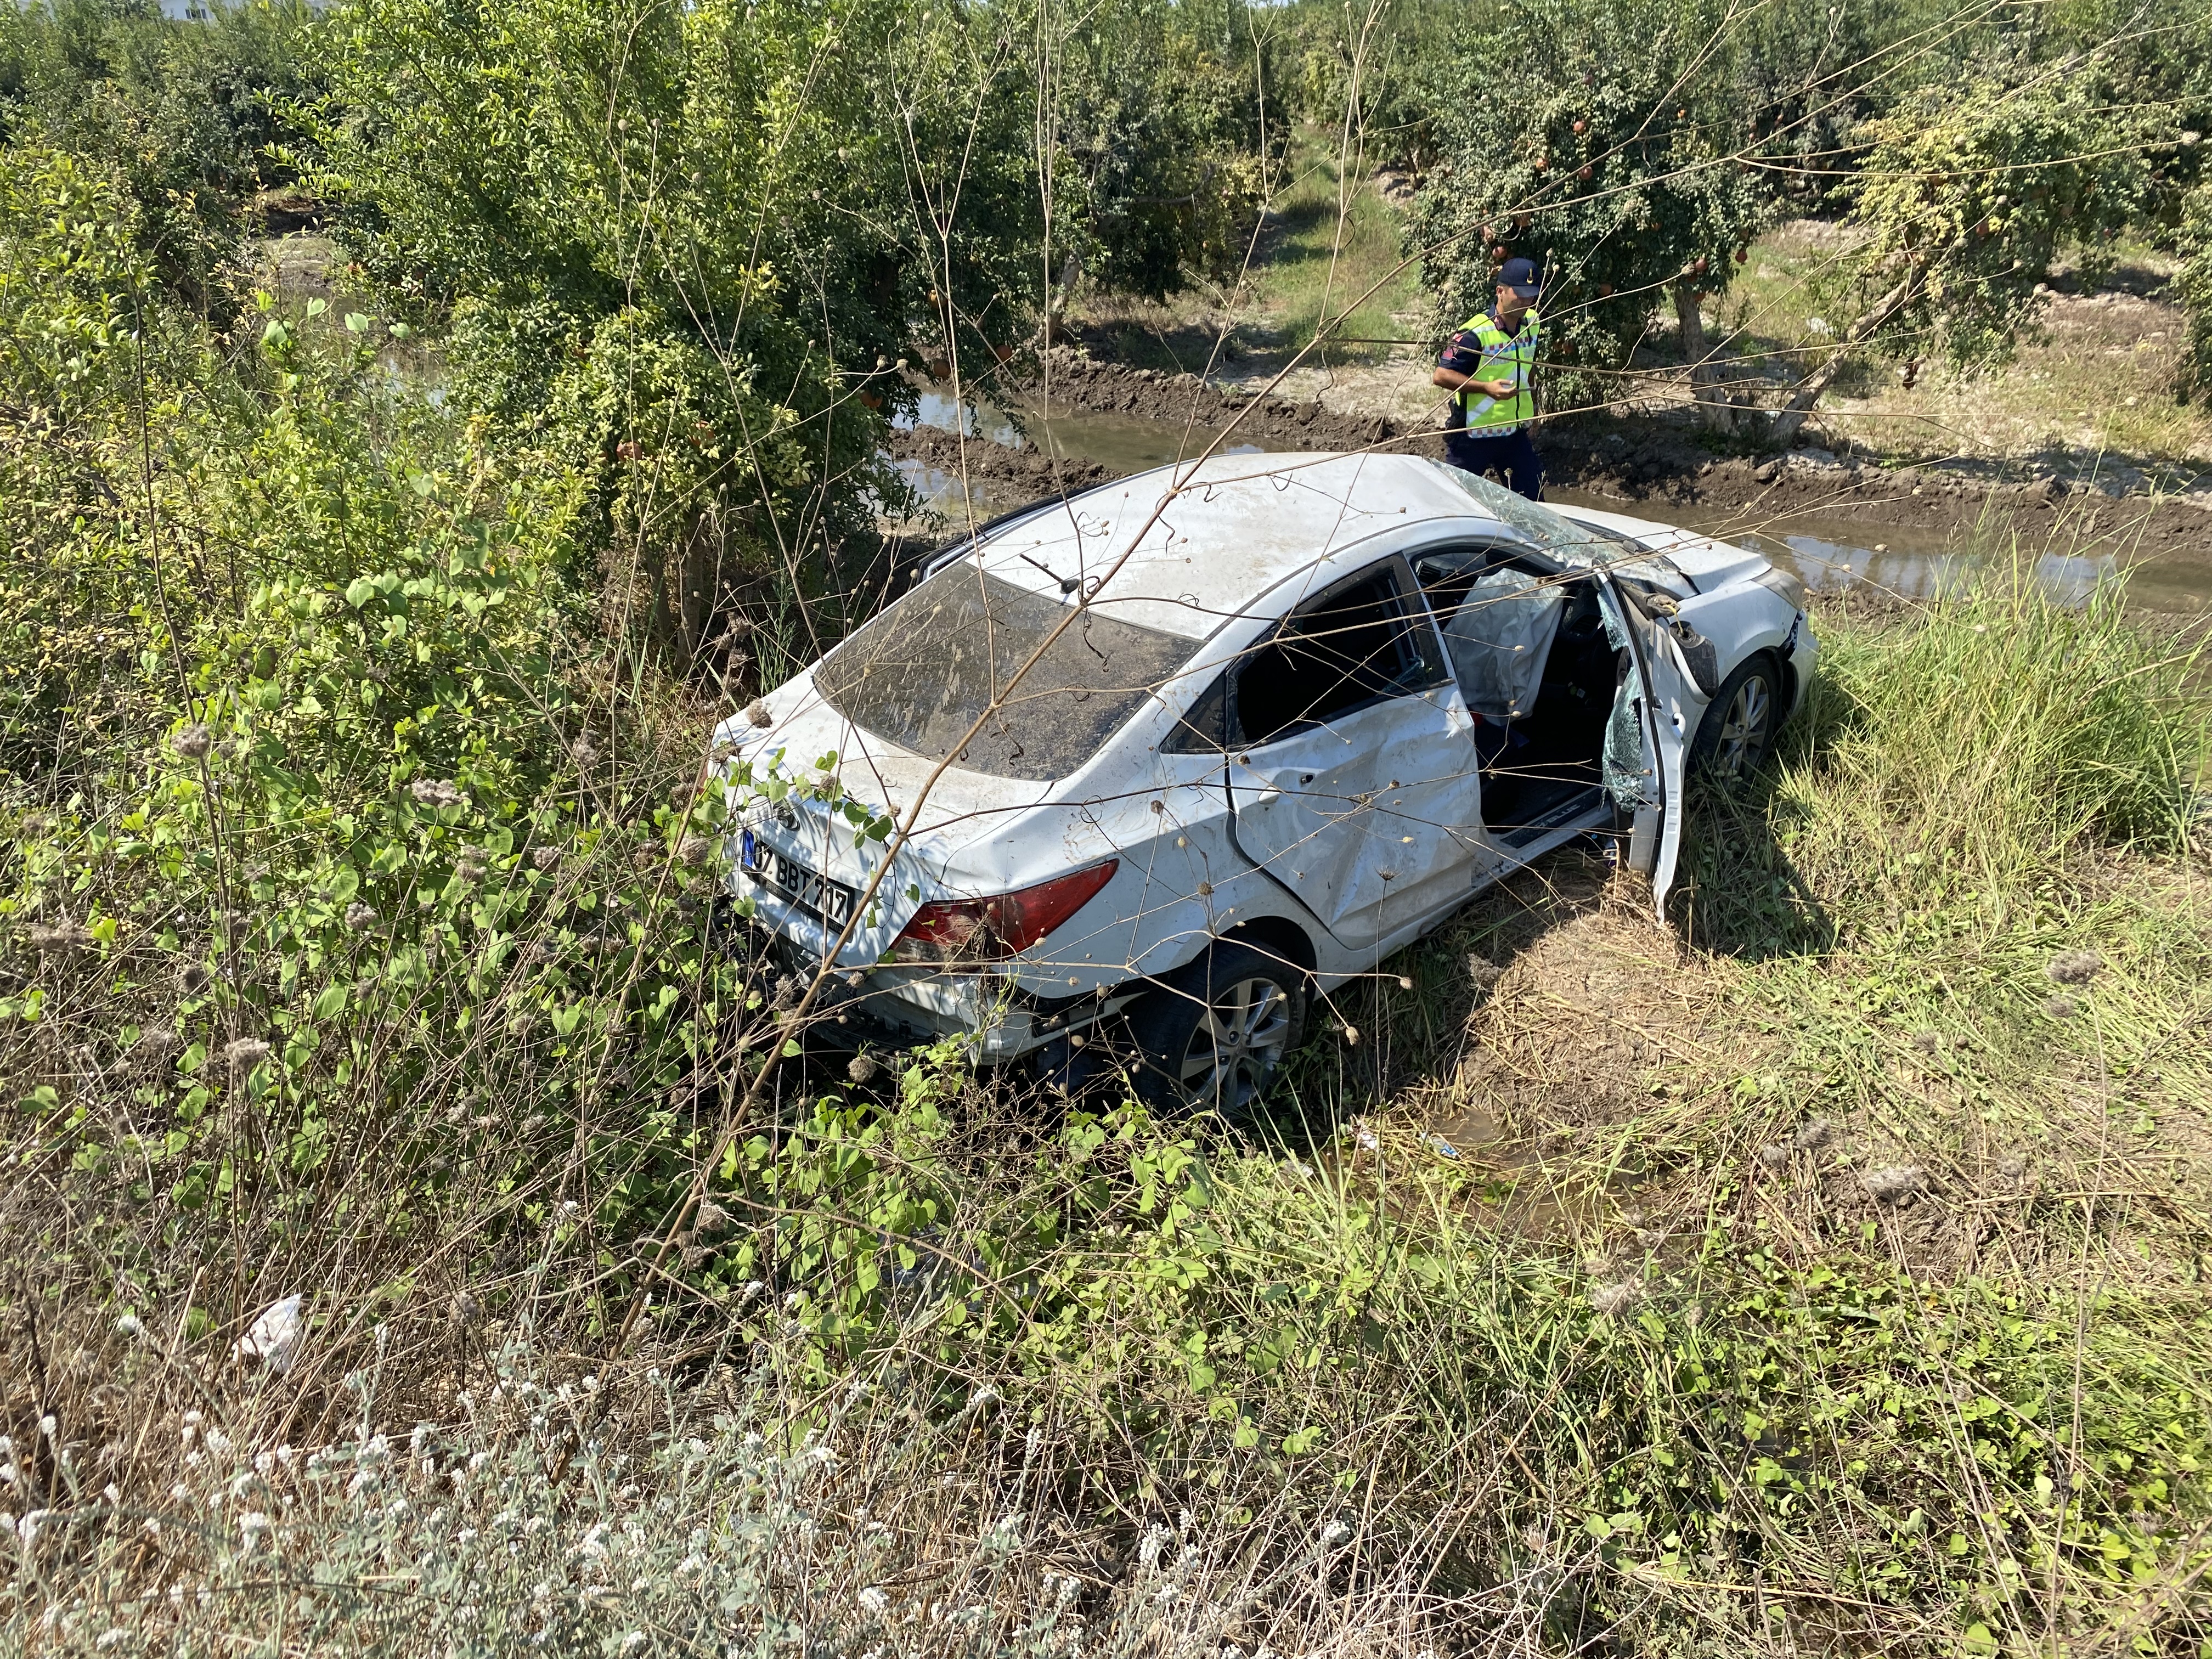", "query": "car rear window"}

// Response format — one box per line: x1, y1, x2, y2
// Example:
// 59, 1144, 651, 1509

815, 567, 1197, 781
